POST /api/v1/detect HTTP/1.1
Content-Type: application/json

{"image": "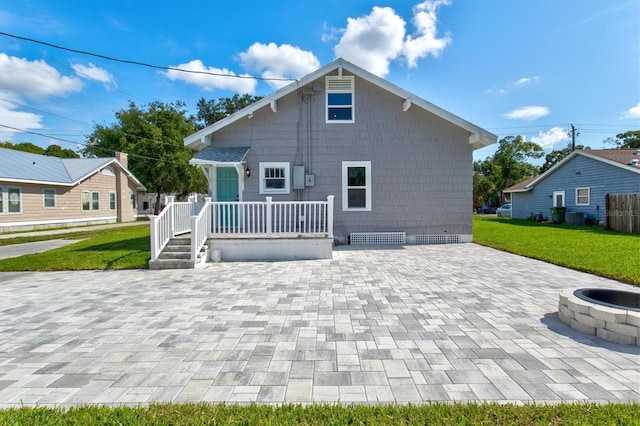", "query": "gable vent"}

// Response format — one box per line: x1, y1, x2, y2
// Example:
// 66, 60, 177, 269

327, 78, 353, 91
